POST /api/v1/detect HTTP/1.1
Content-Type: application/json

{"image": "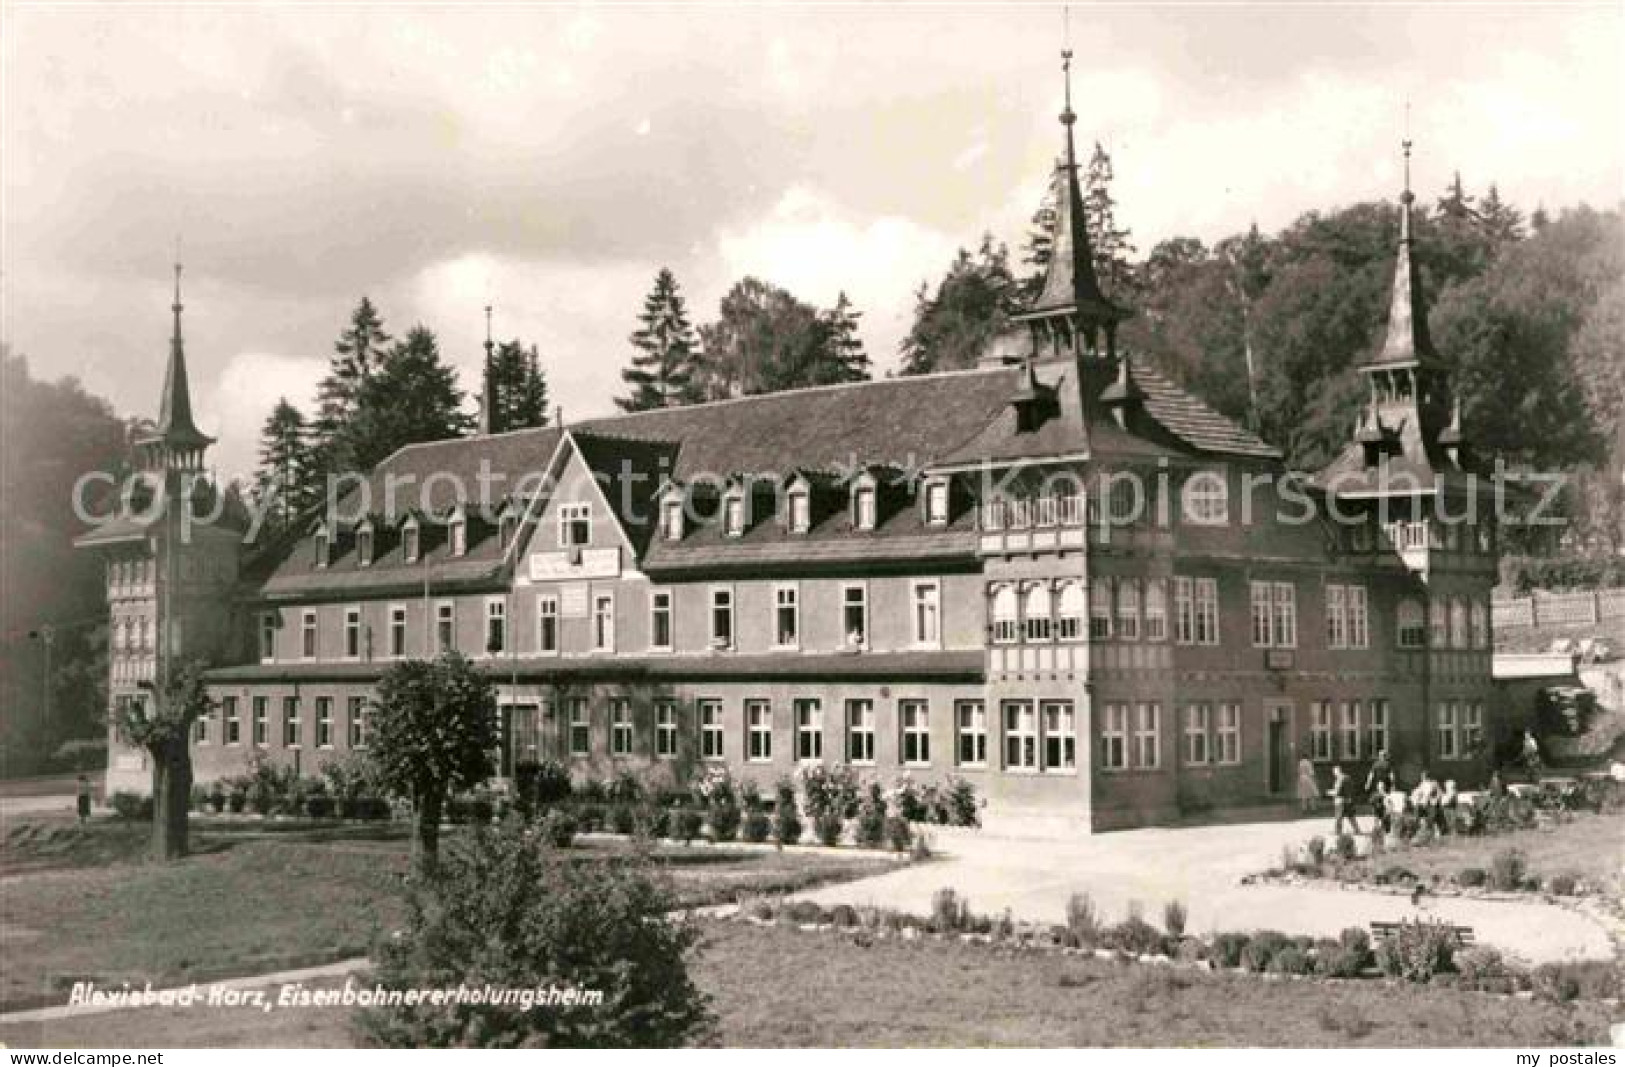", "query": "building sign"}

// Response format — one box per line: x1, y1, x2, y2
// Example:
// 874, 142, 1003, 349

528, 546, 621, 582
